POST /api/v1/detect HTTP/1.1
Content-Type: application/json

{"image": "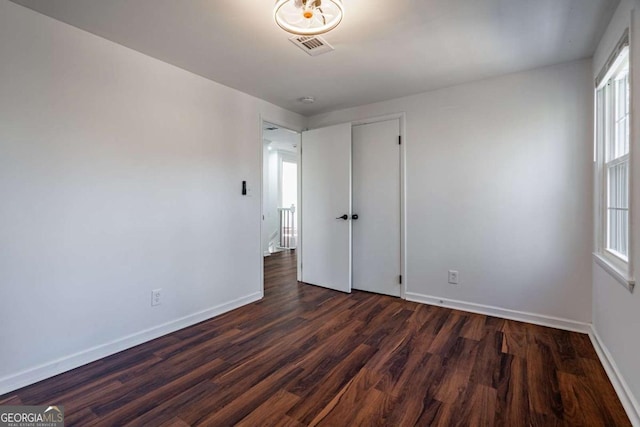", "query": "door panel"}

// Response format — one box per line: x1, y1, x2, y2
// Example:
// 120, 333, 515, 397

352, 119, 401, 297
301, 123, 352, 293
